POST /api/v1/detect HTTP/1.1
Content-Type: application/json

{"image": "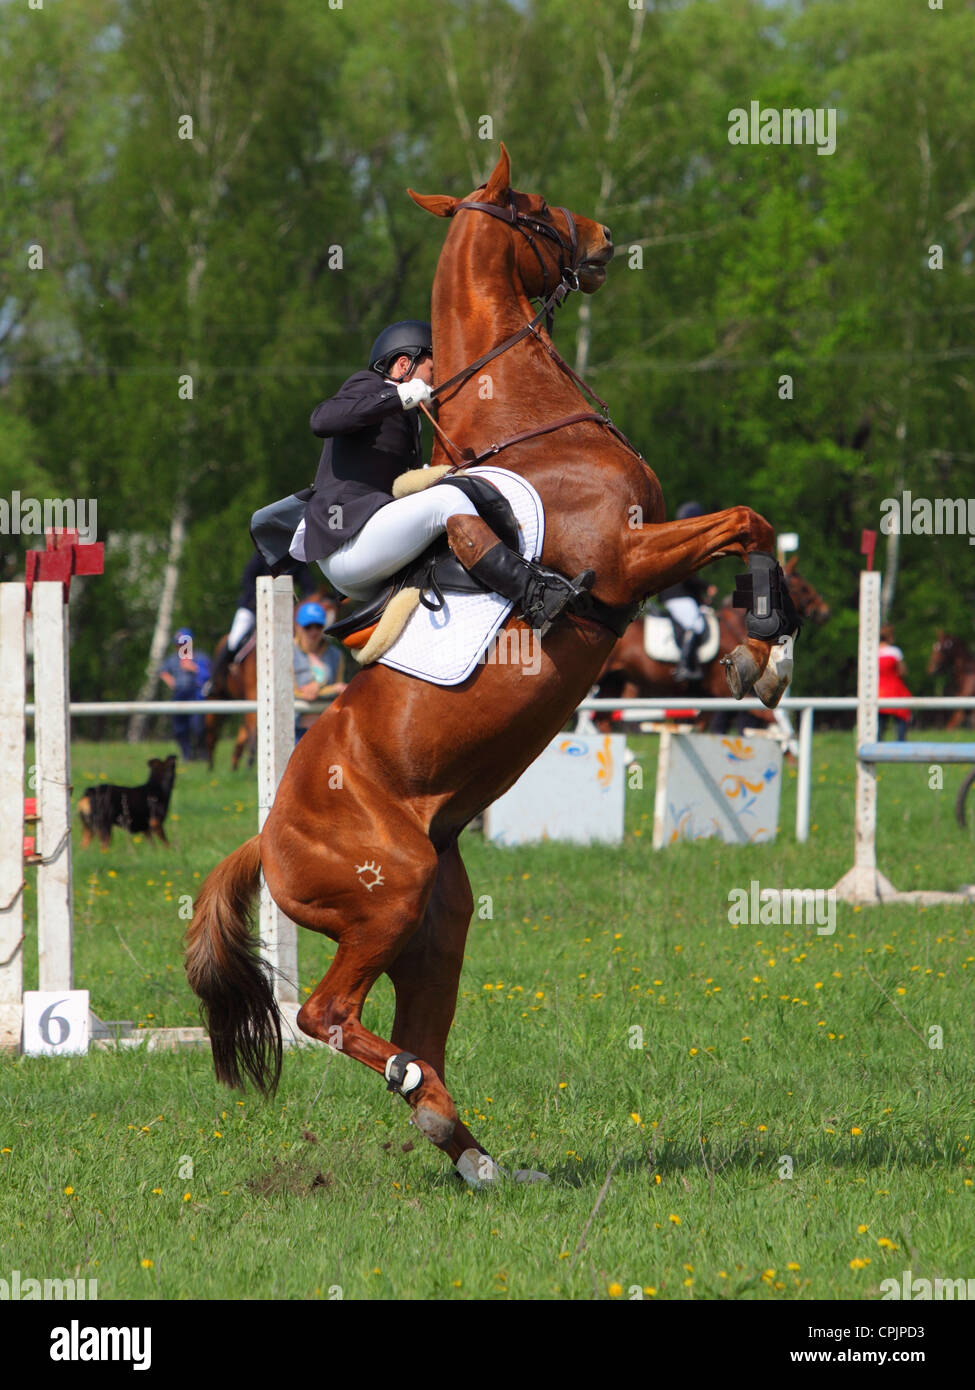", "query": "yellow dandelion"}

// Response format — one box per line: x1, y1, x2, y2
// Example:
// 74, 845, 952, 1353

689, 1048, 698, 1056
786, 1262, 800, 1271
669, 1213, 681, 1225
645, 1286, 657, 1296
849, 1258, 871, 1270
630, 1112, 641, 1125
151, 1188, 162, 1196
757, 1124, 767, 1132
877, 1238, 898, 1250
183, 1192, 191, 1201
851, 1127, 862, 1136
608, 1282, 623, 1298
558, 1082, 567, 1090
140, 1259, 153, 1269
654, 1174, 661, 1184
64, 1186, 74, 1195
857, 1224, 868, 1233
